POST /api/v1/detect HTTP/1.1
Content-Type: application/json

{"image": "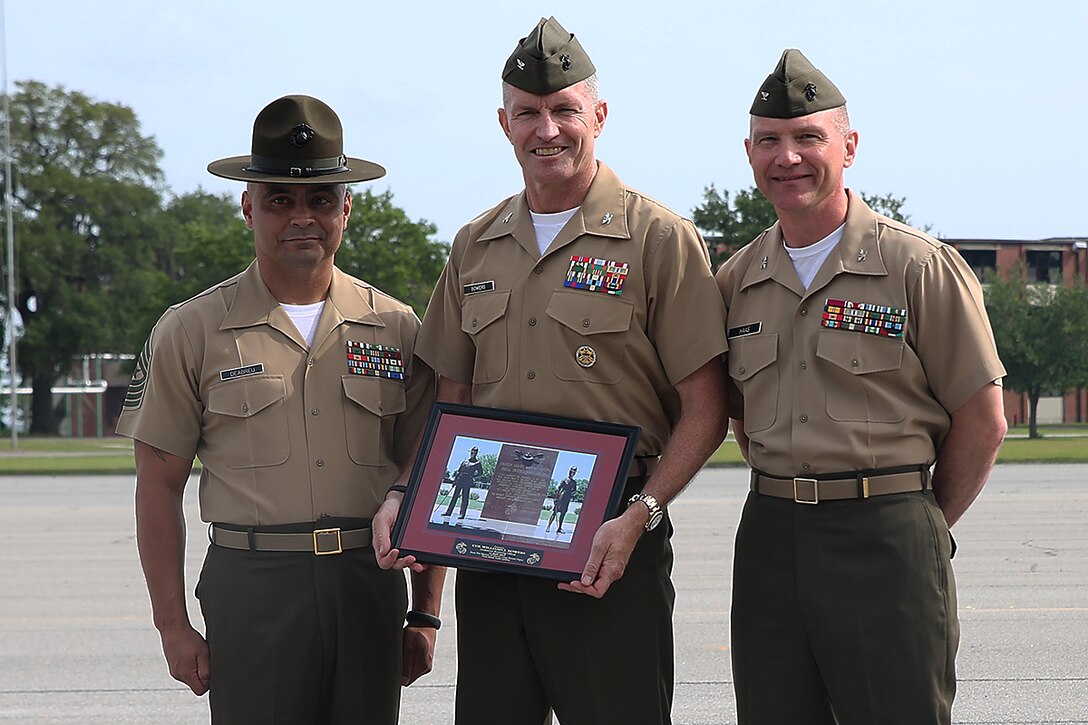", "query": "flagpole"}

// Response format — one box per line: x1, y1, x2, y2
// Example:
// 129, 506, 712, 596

0, 0, 17, 448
